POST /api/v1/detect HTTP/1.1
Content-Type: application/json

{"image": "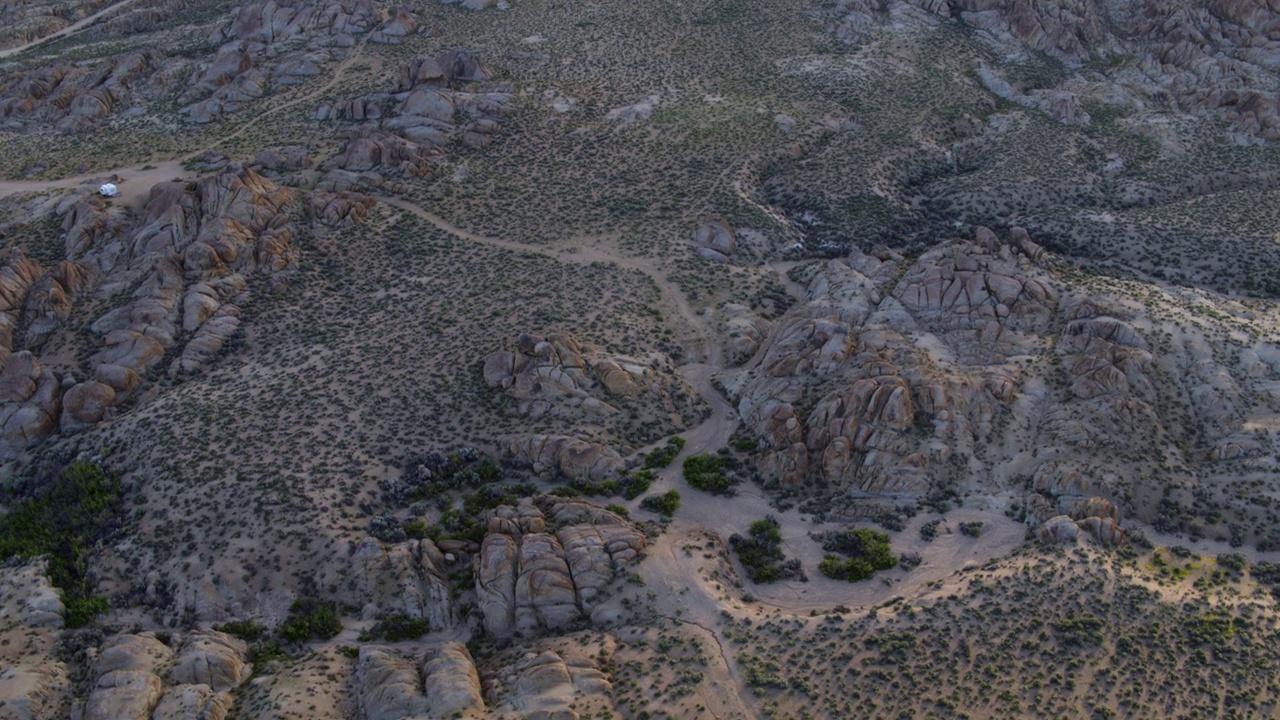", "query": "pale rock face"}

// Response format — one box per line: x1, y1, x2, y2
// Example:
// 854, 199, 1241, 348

1038, 515, 1081, 544
151, 684, 235, 720
169, 631, 251, 692
0, 560, 70, 720
506, 434, 624, 482
84, 671, 165, 720
476, 498, 646, 641
421, 642, 485, 716
485, 639, 620, 720
355, 642, 486, 720
722, 304, 771, 365
346, 538, 456, 630
477, 534, 520, 639
483, 331, 654, 416
514, 533, 580, 635
356, 647, 430, 720
693, 216, 737, 256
